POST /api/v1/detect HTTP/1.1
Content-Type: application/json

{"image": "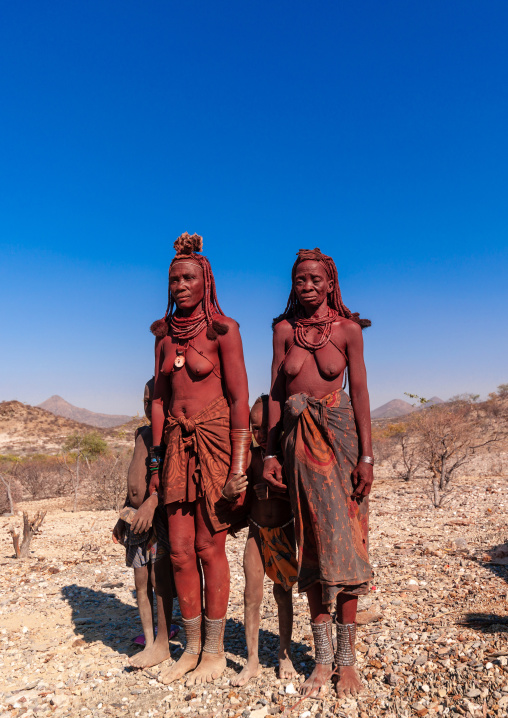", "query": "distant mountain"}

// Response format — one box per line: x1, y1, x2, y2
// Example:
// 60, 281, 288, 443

371, 399, 415, 419
372, 395, 445, 420
425, 396, 445, 407
37, 395, 133, 428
